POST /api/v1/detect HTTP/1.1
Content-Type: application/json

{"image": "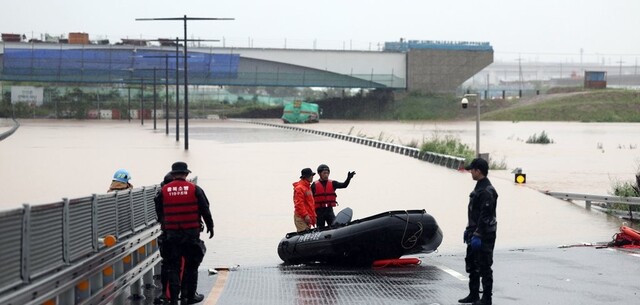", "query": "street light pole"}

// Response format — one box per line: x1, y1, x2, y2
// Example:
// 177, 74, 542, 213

165, 55, 169, 135
462, 93, 480, 158
136, 53, 181, 135
175, 37, 180, 142
475, 94, 480, 158
140, 78, 144, 126
153, 67, 157, 130
183, 15, 190, 150
136, 15, 234, 150
127, 87, 131, 122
